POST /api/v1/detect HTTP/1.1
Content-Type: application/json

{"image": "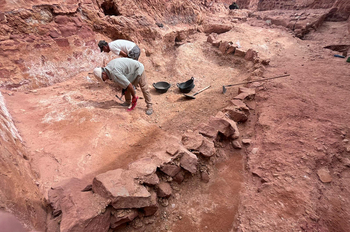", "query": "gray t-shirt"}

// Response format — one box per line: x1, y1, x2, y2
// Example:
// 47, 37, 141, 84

103, 58, 144, 89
